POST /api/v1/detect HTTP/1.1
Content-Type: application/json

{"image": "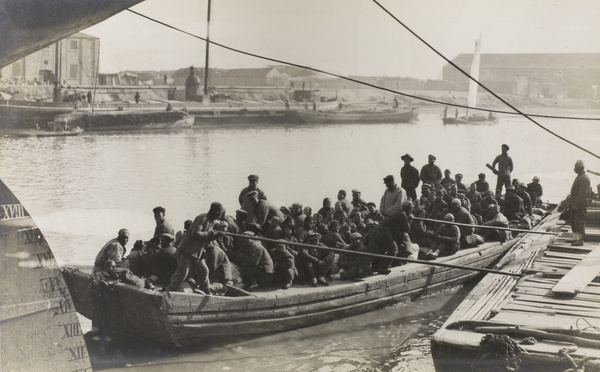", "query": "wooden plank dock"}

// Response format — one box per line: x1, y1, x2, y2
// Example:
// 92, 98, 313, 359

431, 206, 600, 372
